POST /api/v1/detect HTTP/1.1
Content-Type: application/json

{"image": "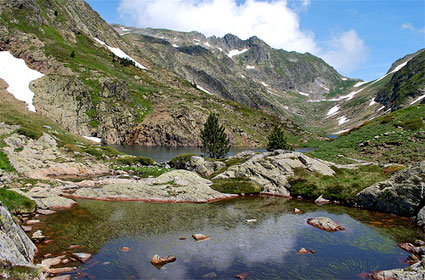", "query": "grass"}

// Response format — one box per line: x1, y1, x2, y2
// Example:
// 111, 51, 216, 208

0, 188, 36, 214
288, 165, 400, 202
309, 105, 425, 164
116, 156, 155, 166
169, 153, 198, 168
211, 177, 262, 194
0, 150, 15, 172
